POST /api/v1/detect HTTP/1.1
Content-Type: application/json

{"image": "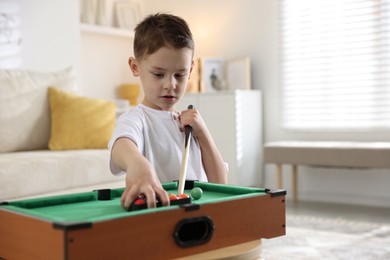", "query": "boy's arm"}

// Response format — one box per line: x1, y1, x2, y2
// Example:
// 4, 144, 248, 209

197, 130, 228, 184
179, 109, 228, 184
111, 137, 169, 208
